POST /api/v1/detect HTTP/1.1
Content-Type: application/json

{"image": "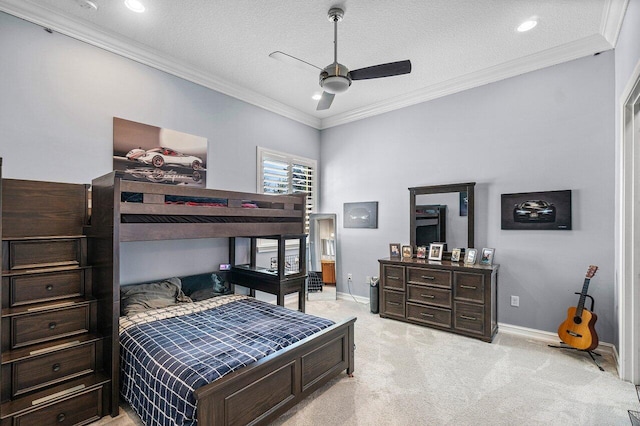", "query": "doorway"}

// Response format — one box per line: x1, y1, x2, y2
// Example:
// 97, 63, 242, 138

619, 62, 640, 385
308, 213, 337, 301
